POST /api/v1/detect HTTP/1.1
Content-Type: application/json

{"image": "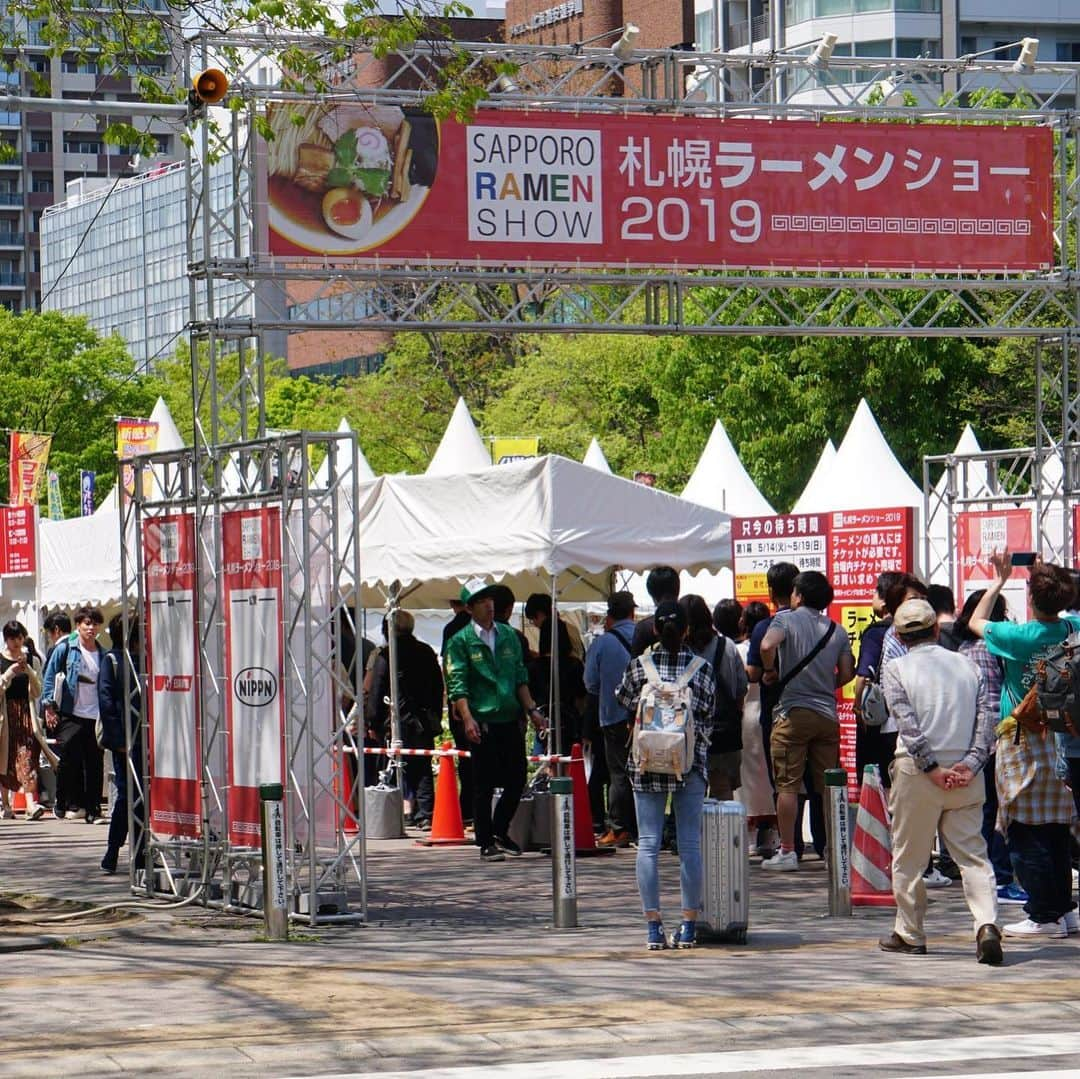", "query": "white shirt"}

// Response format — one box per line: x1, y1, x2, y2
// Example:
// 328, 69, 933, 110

72, 643, 101, 719
473, 620, 497, 655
